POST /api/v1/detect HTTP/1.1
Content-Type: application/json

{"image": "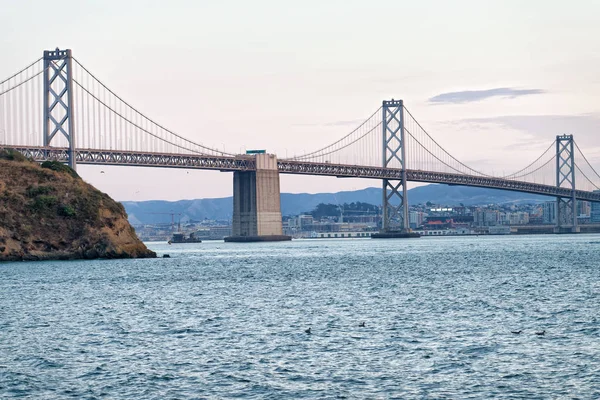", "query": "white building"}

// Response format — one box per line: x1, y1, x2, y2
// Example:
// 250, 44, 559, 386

508, 212, 529, 225
409, 211, 425, 229
288, 214, 314, 229
498, 212, 508, 225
